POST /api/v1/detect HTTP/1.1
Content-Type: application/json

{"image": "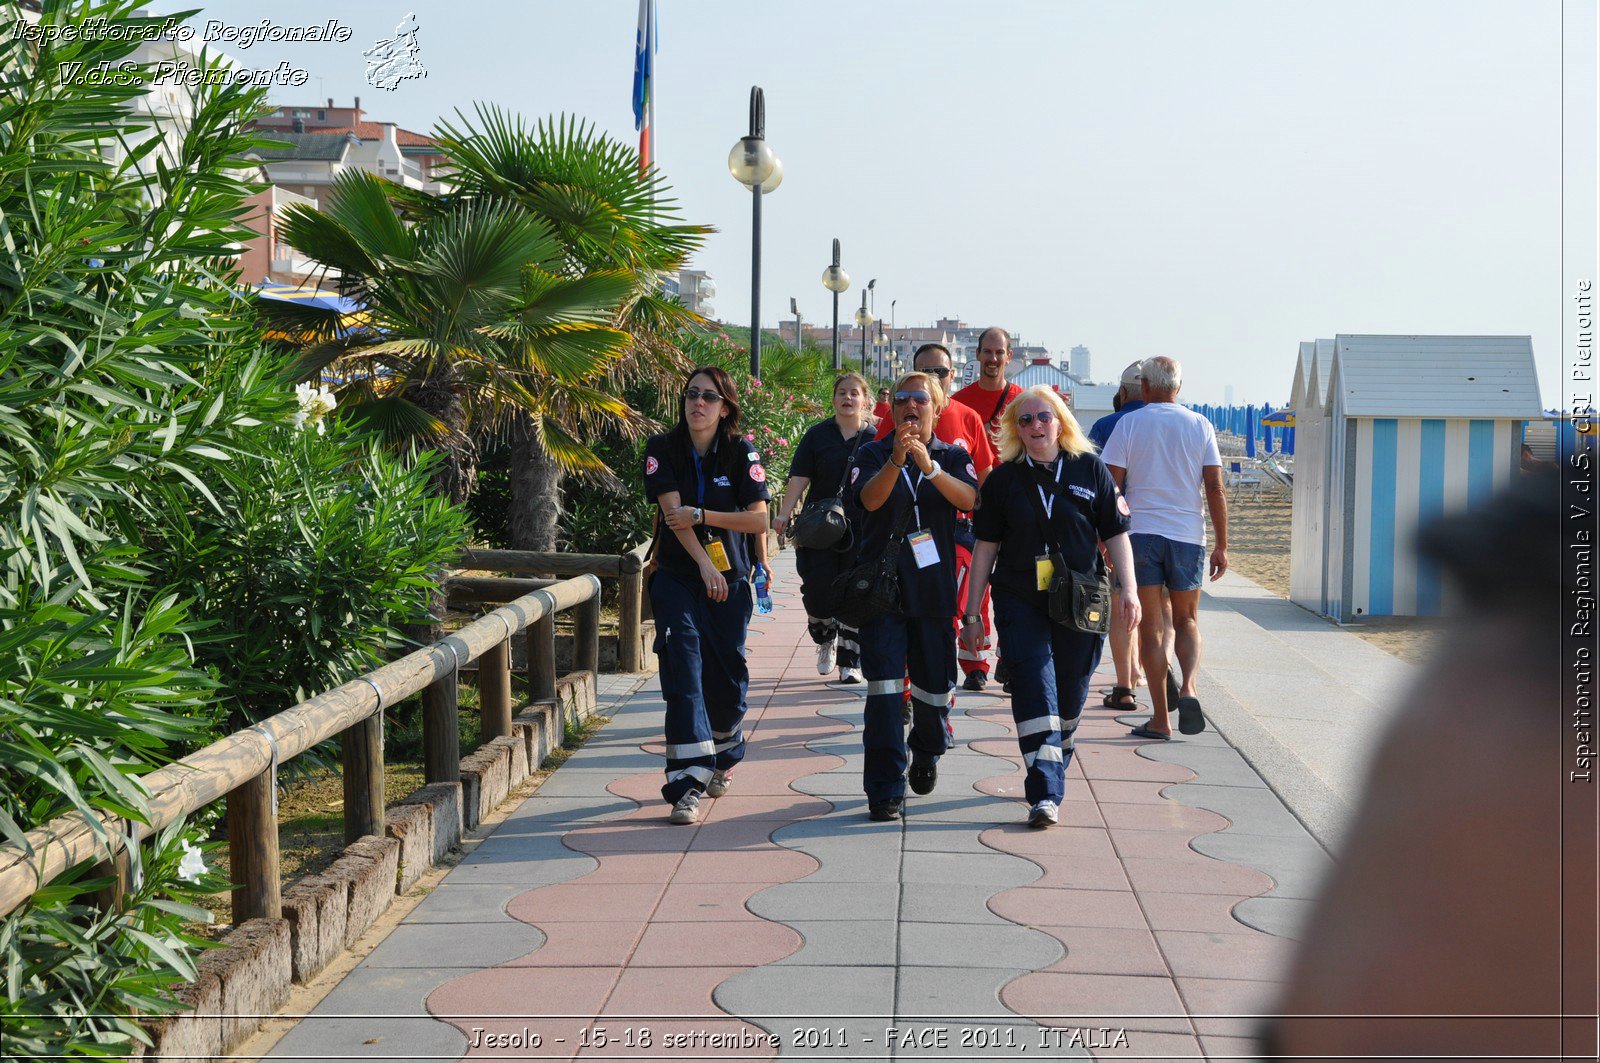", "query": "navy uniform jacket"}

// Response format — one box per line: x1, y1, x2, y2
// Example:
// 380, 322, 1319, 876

848, 437, 979, 618
643, 431, 771, 583
790, 418, 874, 503
973, 452, 1130, 604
